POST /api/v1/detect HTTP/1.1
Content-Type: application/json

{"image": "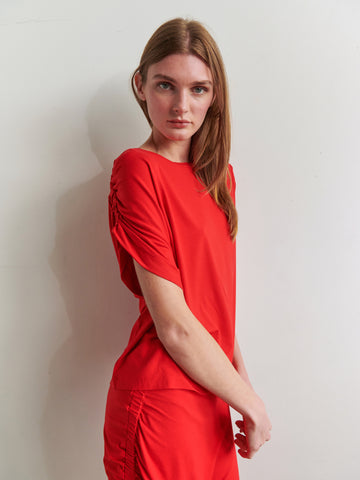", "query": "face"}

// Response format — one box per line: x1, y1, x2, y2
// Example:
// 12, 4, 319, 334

135, 54, 214, 144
